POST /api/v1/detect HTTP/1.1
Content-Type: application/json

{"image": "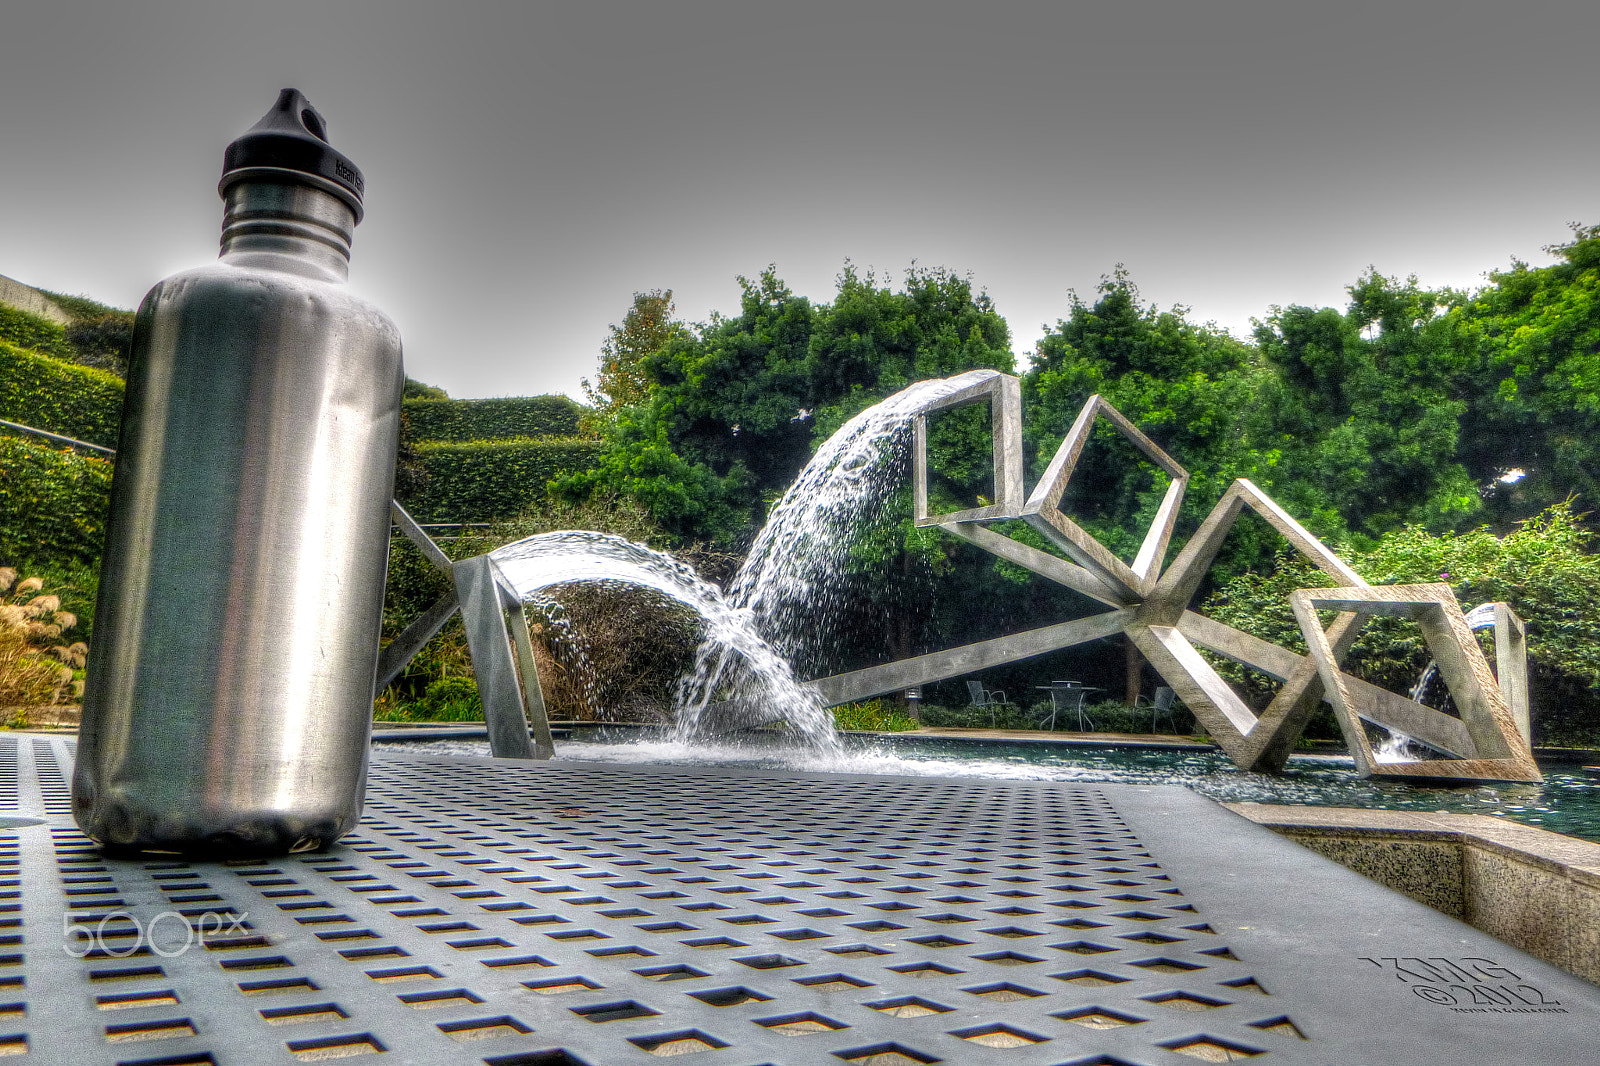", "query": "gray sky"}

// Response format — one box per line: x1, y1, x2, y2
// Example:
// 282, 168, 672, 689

2, 1, 1596, 400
